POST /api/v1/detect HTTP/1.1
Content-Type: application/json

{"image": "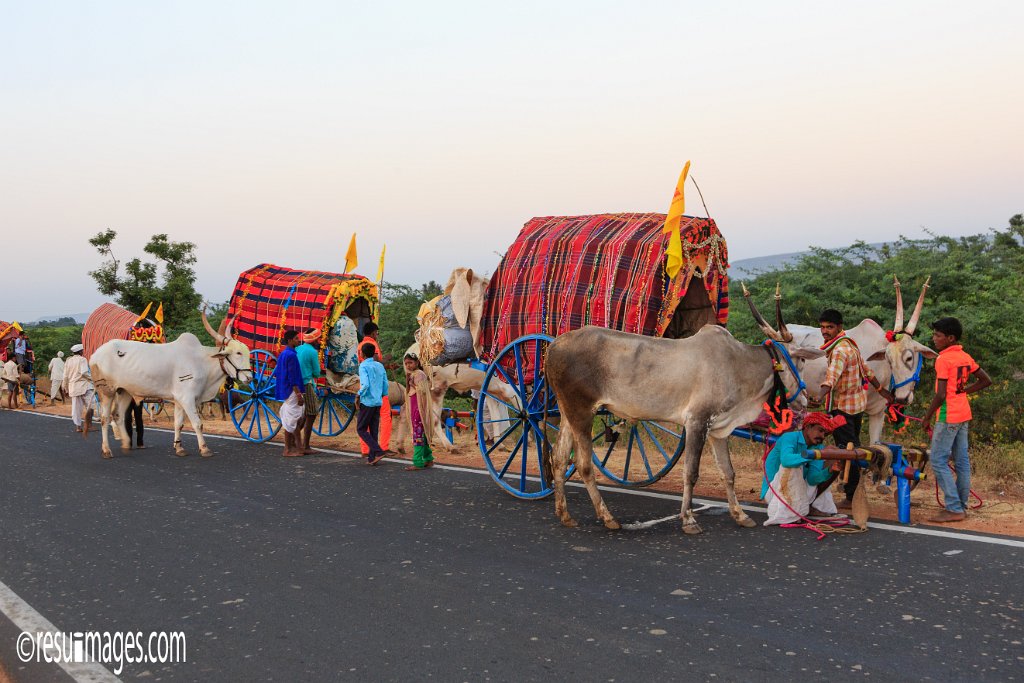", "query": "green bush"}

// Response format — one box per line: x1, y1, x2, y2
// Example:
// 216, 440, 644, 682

730, 215, 1024, 443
